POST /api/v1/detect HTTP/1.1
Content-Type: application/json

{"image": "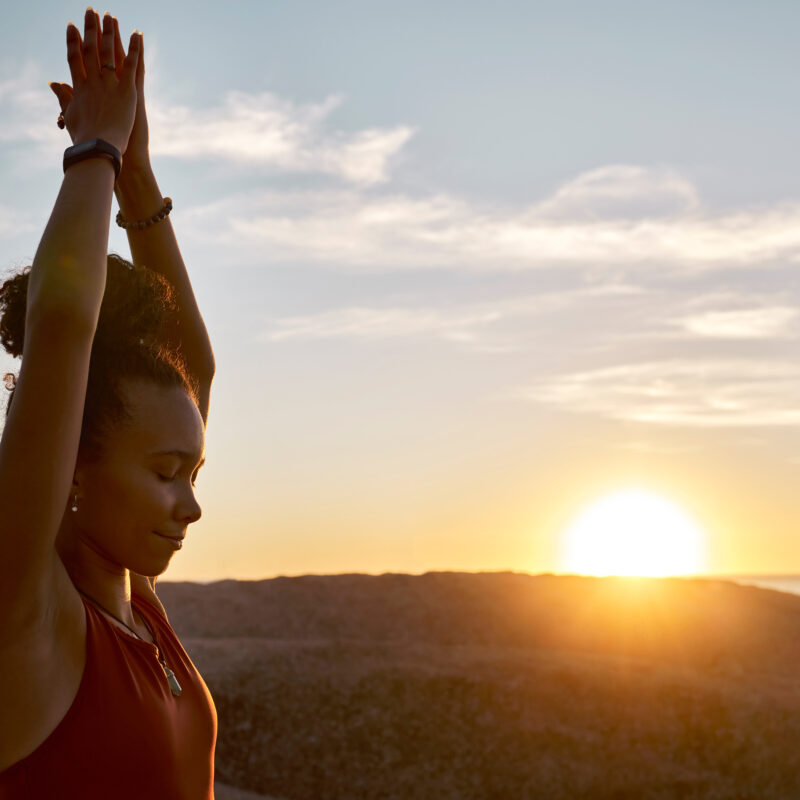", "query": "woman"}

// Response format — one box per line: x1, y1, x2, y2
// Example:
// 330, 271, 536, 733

0, 9, 217, 798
